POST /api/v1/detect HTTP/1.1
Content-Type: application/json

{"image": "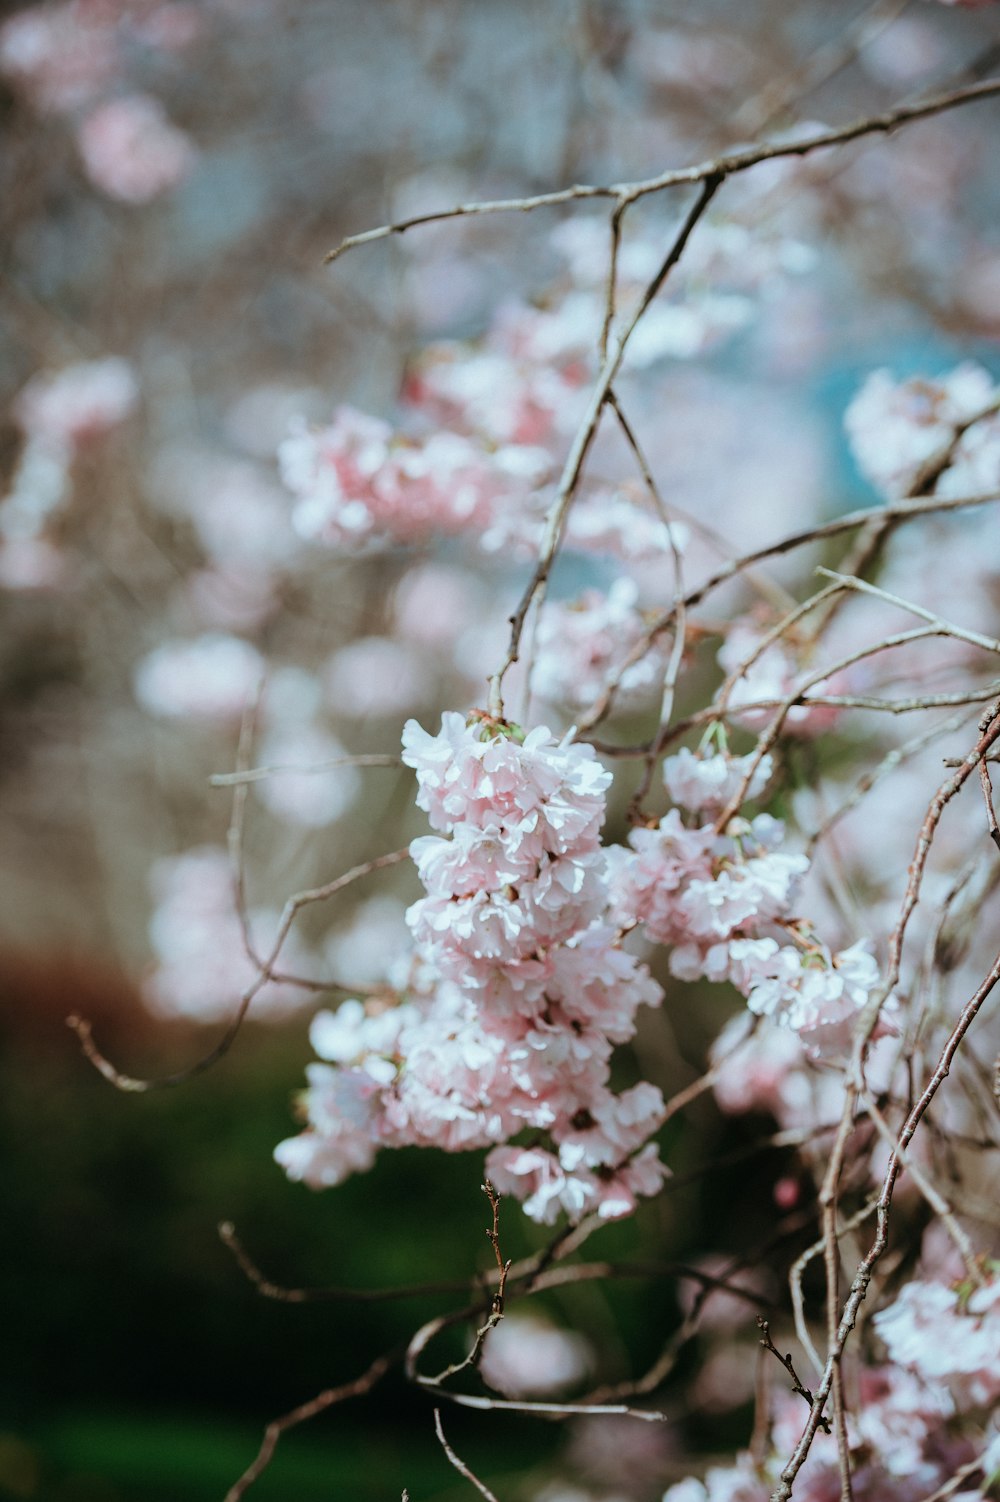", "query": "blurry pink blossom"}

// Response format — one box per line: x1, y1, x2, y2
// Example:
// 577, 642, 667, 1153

15, 358, 138, 451
717, 622, 843, 737
133, 633, 264, 722
324, 636, 434, 718
530, 578, 669, 712
281, 406, 549, 552
183, 564, 280, 632
392, 562, 482, 648
479, 1312, 593, 1398
144, 845, 315, 1022
874, 1275, 1000, 1410
845, 364, 996, 499
0, 2, 118, 112
76, 93, 196, 203
253, 724, 361, 828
